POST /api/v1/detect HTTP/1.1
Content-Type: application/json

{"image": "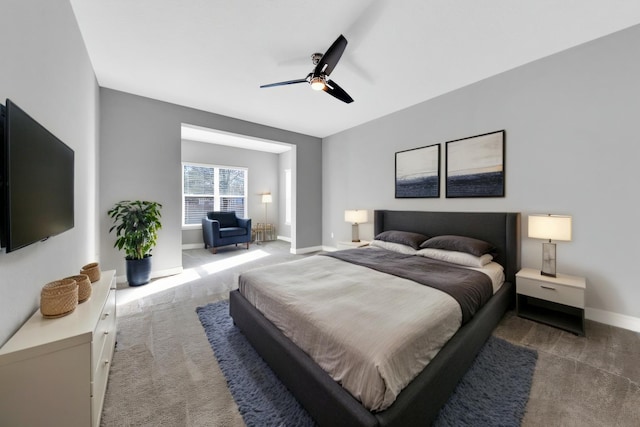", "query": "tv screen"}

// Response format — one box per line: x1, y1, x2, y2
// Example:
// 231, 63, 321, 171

1, 99, 74, 253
